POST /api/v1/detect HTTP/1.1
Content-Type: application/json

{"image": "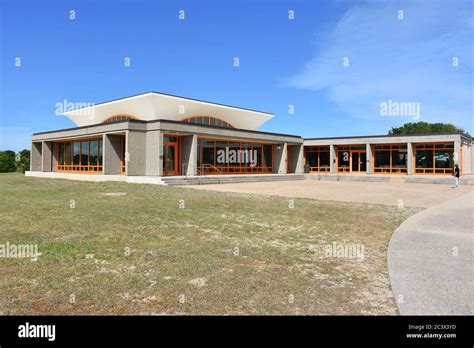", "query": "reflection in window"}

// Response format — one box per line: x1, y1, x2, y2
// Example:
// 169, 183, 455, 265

197, 138, 272, 174
57, 139, 104, 173
414, 143, 454, 174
